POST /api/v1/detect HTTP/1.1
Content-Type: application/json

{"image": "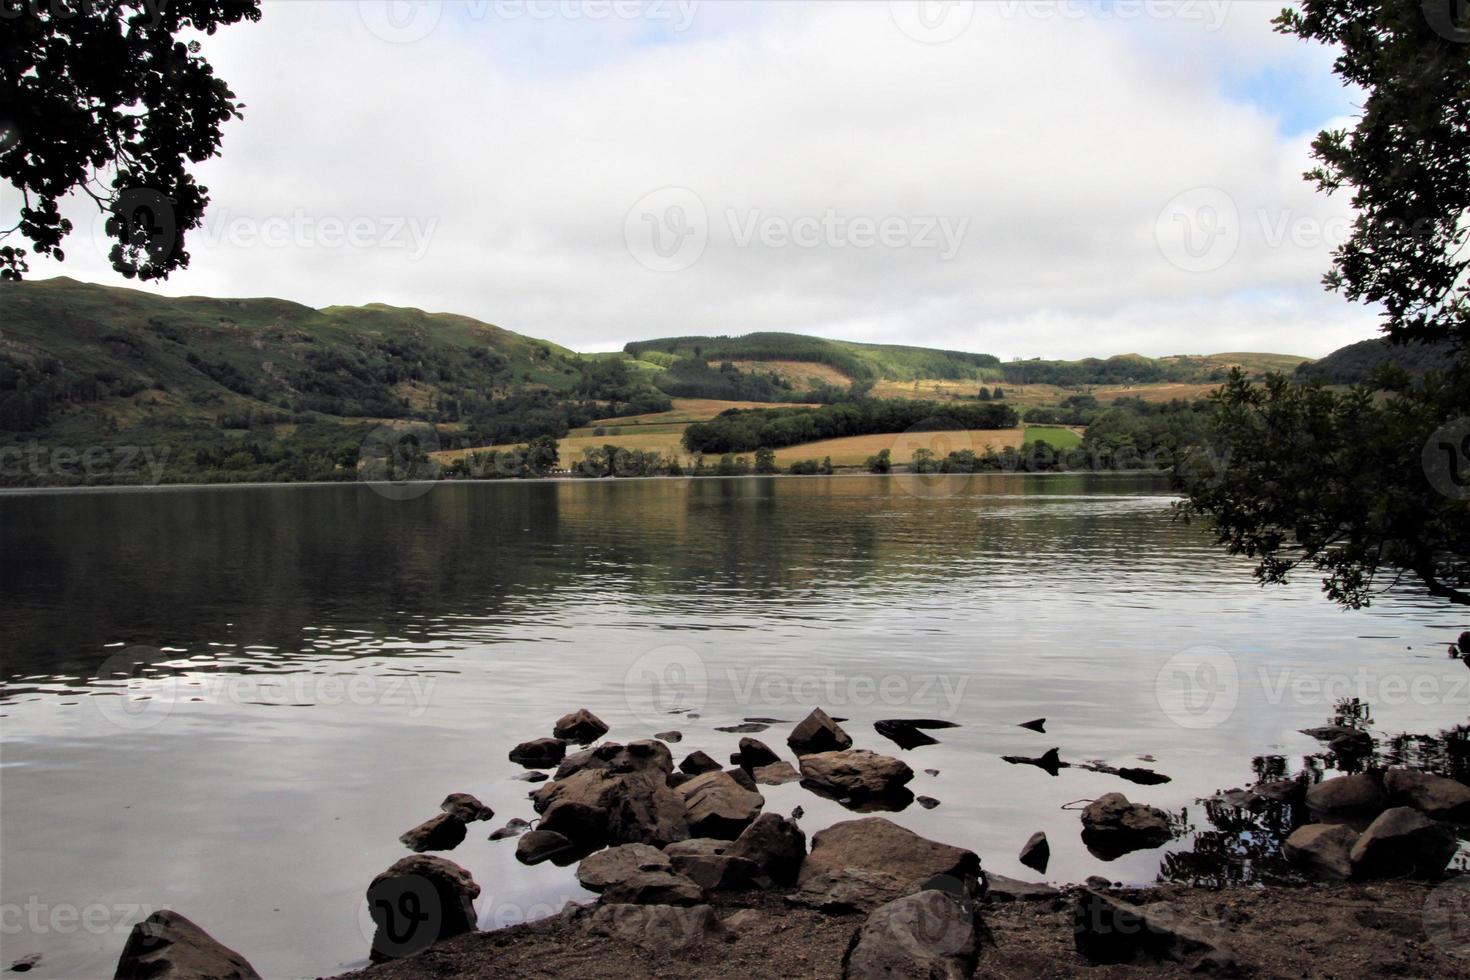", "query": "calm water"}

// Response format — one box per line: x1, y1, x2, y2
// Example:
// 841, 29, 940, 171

2, 474, 1467, 978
